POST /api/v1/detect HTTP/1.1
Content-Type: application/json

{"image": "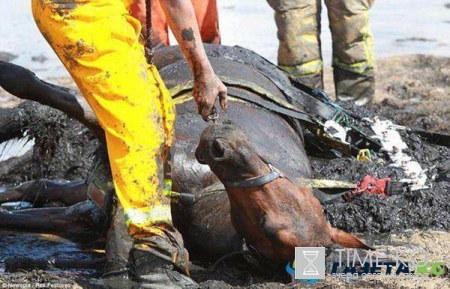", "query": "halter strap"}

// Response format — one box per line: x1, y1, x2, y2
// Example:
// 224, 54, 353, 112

222, 164, 283, 188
